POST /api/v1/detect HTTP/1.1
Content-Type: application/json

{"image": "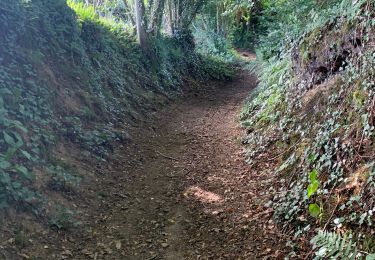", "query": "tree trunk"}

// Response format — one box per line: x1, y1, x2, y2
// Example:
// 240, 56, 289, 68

150, 0, 166, 36
167, 0, 205, 34
135, 0, 148, 49
123, 0, 136, 27
216, 3, 219, 34
167, 0, 174, 34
